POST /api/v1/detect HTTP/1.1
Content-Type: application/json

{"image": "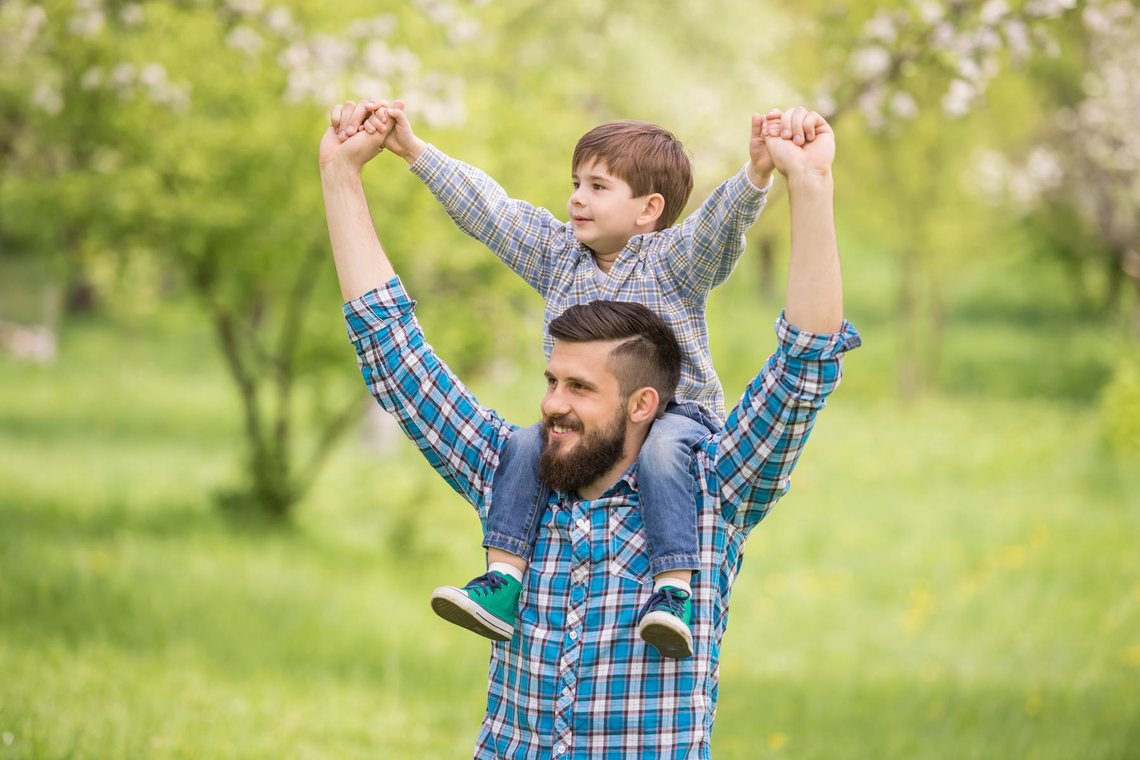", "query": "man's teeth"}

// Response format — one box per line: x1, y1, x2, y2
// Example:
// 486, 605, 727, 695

554, 424, 572, 434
